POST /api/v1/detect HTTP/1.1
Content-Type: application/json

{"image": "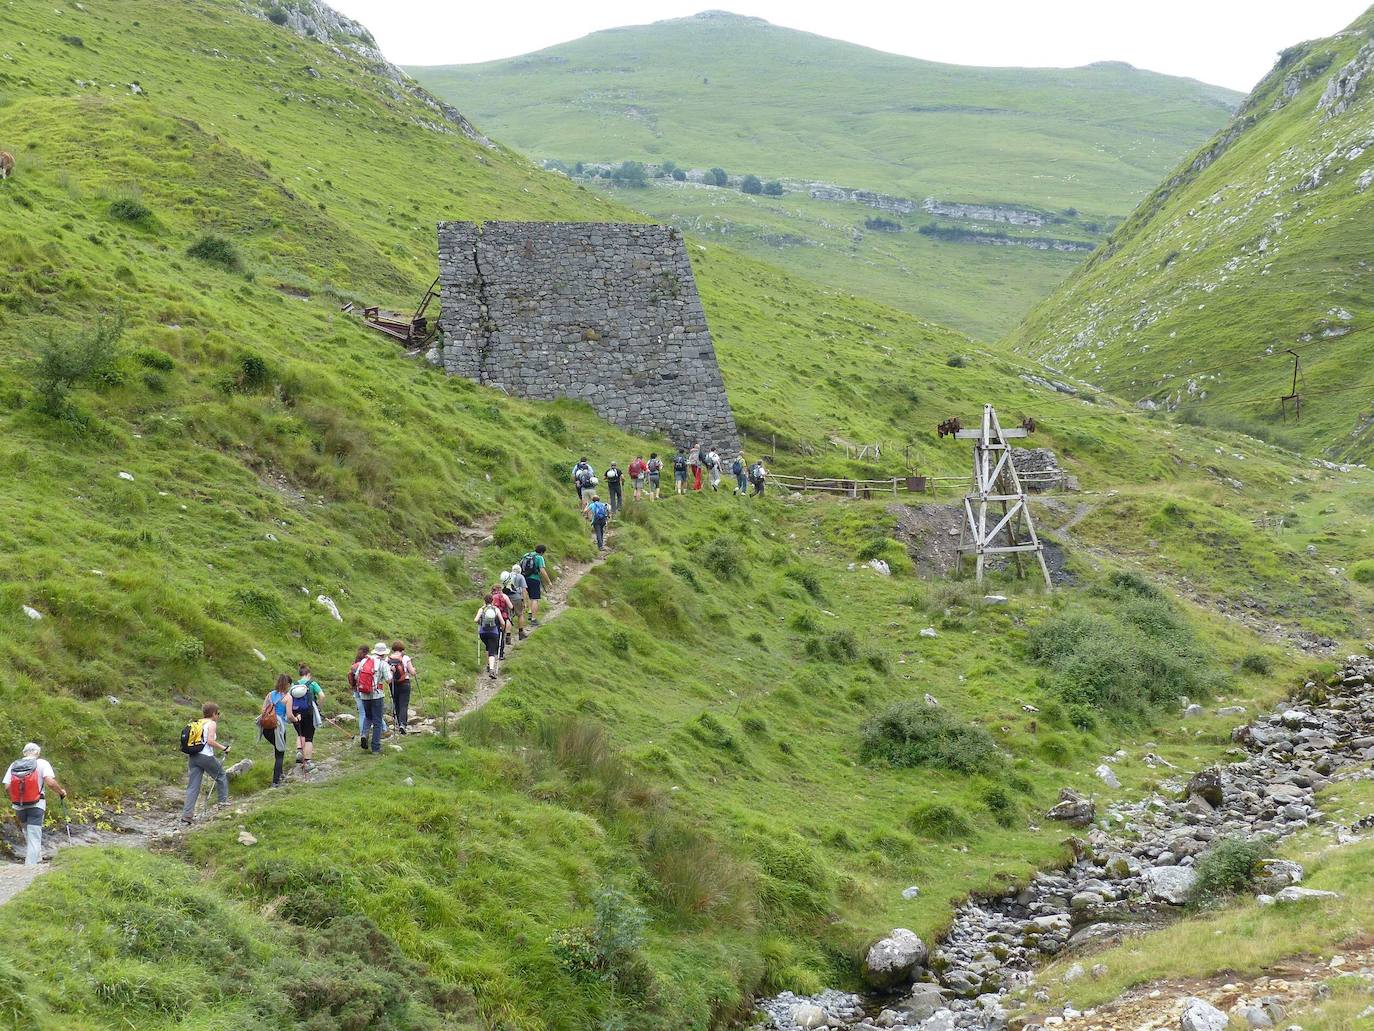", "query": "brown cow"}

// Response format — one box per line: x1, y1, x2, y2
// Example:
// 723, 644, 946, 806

0, 151, 13, 181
